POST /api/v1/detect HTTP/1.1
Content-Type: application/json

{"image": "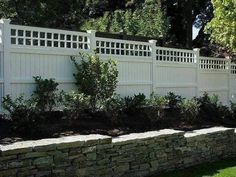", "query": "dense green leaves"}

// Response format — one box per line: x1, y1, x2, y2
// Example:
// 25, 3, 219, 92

205, 0, 236, 52
81, 0, 168, 38
71, 53, 118, 111
2, 76, 62, 137
81, 0, 168, 37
